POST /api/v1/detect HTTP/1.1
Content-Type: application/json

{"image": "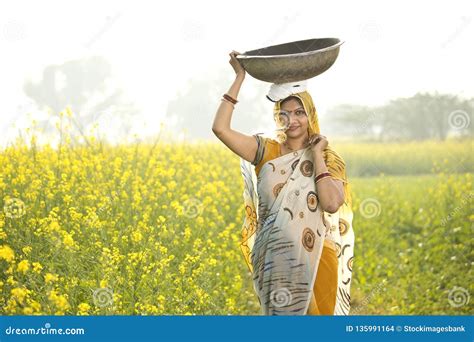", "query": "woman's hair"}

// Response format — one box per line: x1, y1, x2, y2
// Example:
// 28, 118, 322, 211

280, 95, 303, 107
